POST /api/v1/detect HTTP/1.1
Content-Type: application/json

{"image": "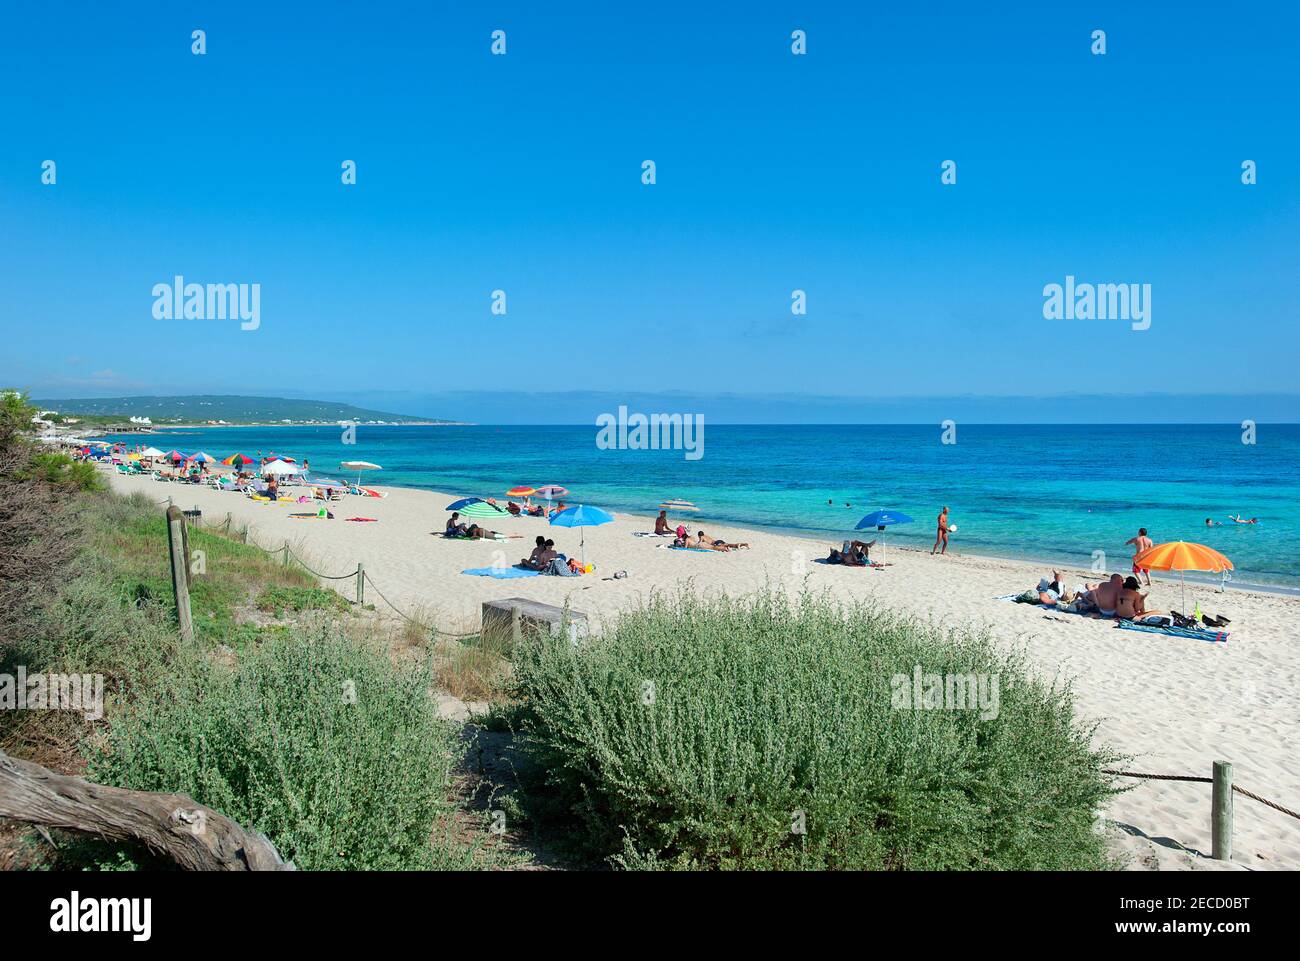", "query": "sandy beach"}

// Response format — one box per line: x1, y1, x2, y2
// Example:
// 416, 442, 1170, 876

107, 472, 1300, 871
